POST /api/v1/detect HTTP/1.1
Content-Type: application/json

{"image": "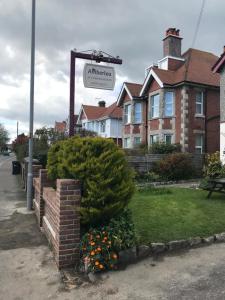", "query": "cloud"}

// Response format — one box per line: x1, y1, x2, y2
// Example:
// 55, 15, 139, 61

1, 0, 225, 140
